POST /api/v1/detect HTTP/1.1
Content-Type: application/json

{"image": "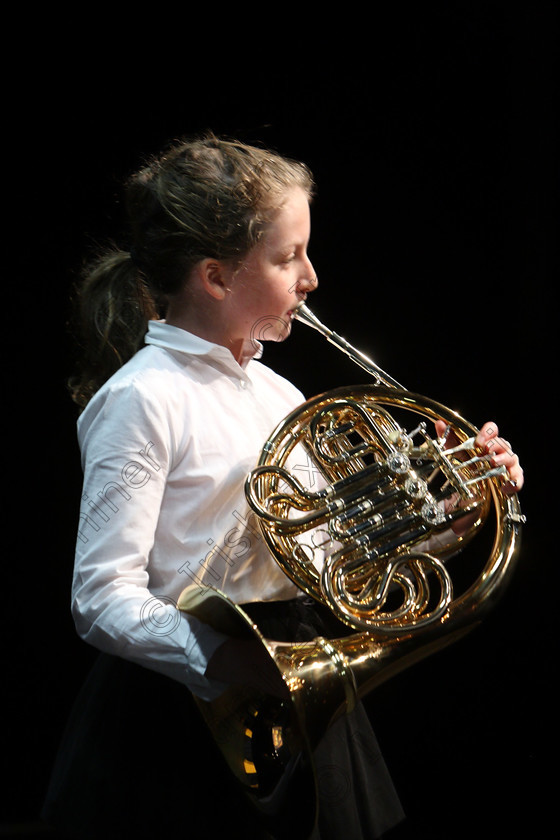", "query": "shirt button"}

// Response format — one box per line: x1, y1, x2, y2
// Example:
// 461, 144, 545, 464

240, 379, 247, 389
